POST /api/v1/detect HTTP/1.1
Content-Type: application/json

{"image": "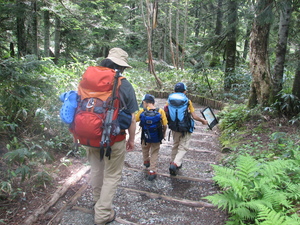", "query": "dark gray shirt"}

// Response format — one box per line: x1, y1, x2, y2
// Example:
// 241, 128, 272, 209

119, 78, 139, 114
